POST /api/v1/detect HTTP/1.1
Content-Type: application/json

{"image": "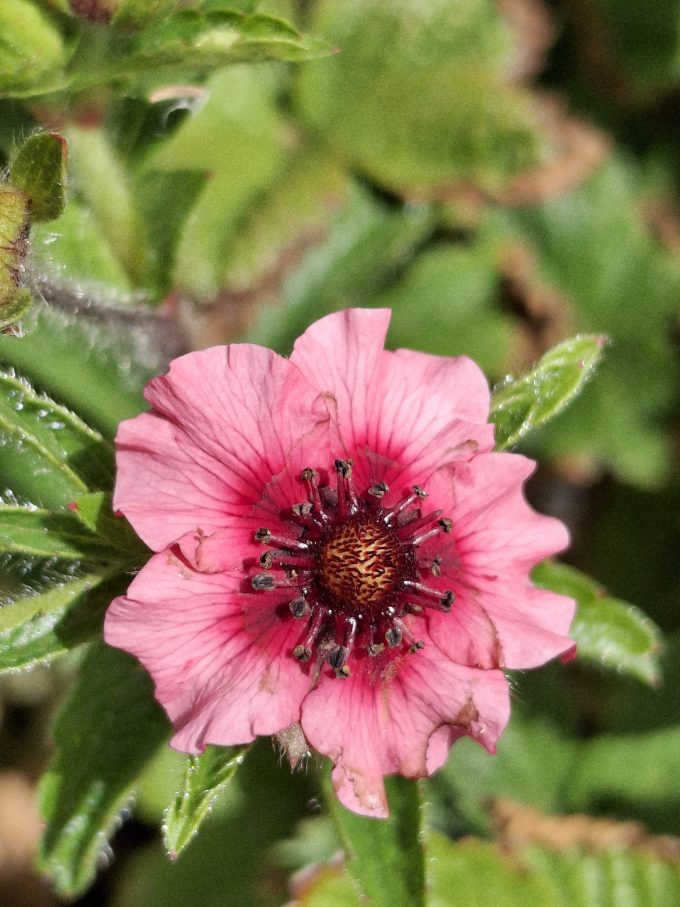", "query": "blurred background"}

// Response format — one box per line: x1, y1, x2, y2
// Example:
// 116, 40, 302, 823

1, 1, 679, 904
